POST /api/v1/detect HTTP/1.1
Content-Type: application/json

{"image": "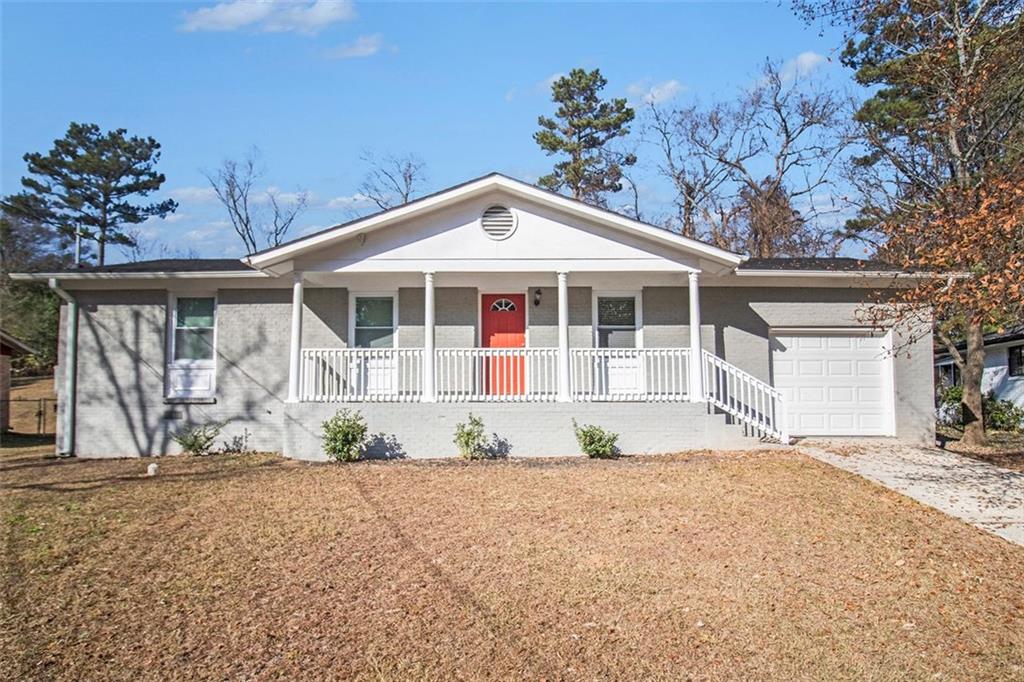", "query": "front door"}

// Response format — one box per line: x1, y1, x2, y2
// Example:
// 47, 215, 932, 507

481, 294, 526, 395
